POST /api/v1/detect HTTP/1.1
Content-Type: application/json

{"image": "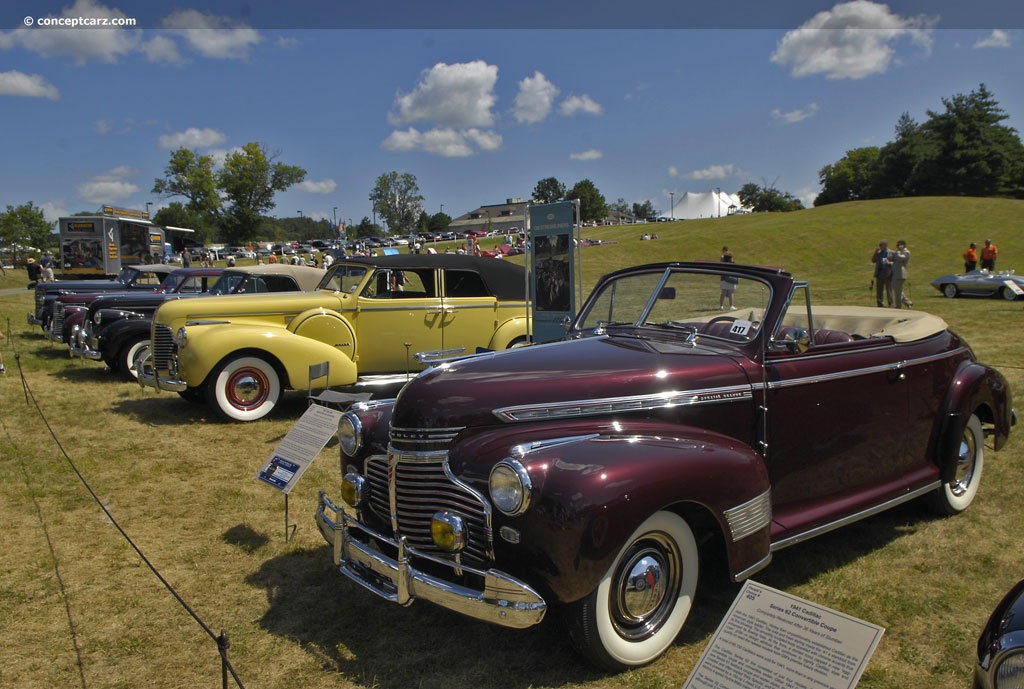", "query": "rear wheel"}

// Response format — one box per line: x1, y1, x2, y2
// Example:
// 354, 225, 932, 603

565, 511, 698, 670
205, 355, 282, 422
942, 283, 958, 298
932, 414, 984, 515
